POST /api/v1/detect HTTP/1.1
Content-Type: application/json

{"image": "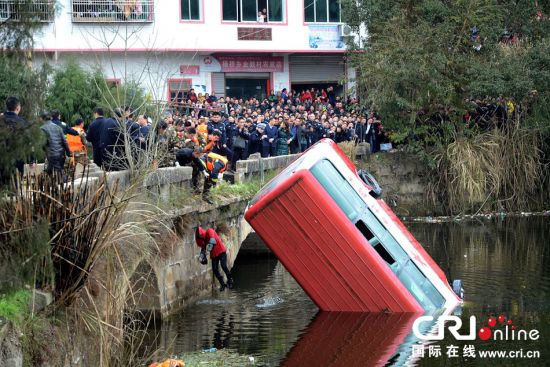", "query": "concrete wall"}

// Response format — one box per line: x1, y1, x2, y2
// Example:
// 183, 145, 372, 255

361, 152, 439, 217
234, 152, 298, 183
